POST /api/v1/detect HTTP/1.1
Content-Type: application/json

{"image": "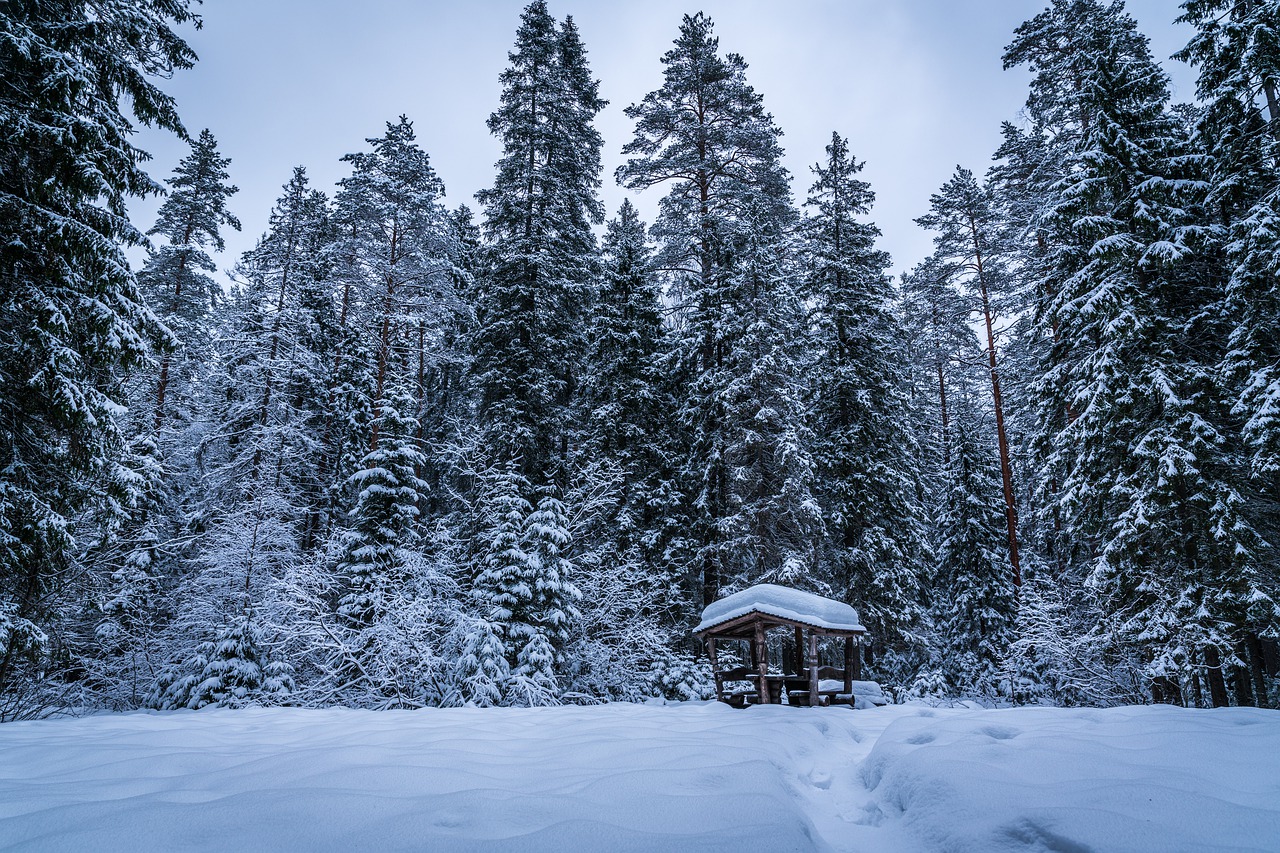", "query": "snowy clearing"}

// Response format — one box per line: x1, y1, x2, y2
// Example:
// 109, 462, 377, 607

0, 703, 1277, 852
